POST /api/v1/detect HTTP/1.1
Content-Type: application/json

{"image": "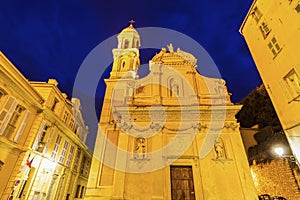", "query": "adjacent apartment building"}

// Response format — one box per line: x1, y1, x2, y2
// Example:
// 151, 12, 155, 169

240, 0, 300, 166
0, 52, 92, 200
